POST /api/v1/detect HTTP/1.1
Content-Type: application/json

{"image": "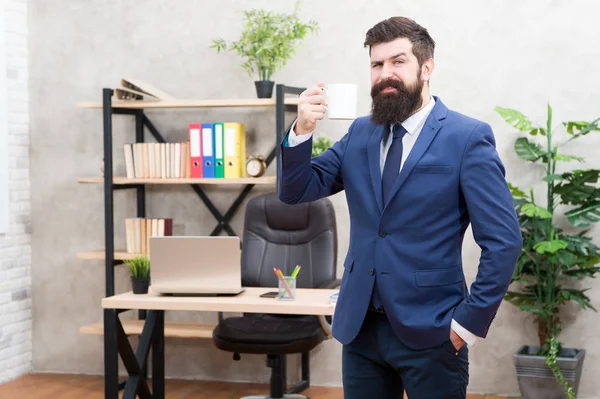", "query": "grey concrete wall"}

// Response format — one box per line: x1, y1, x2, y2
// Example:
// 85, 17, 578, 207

29, 0, 600, 397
